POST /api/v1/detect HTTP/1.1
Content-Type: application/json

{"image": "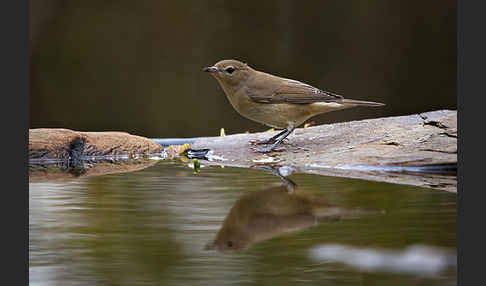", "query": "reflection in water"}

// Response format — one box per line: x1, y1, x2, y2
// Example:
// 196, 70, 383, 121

310, 244, 456, 276
29, 161, 457, 286
29, 158, 158, 183
206, 167, 383, 252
